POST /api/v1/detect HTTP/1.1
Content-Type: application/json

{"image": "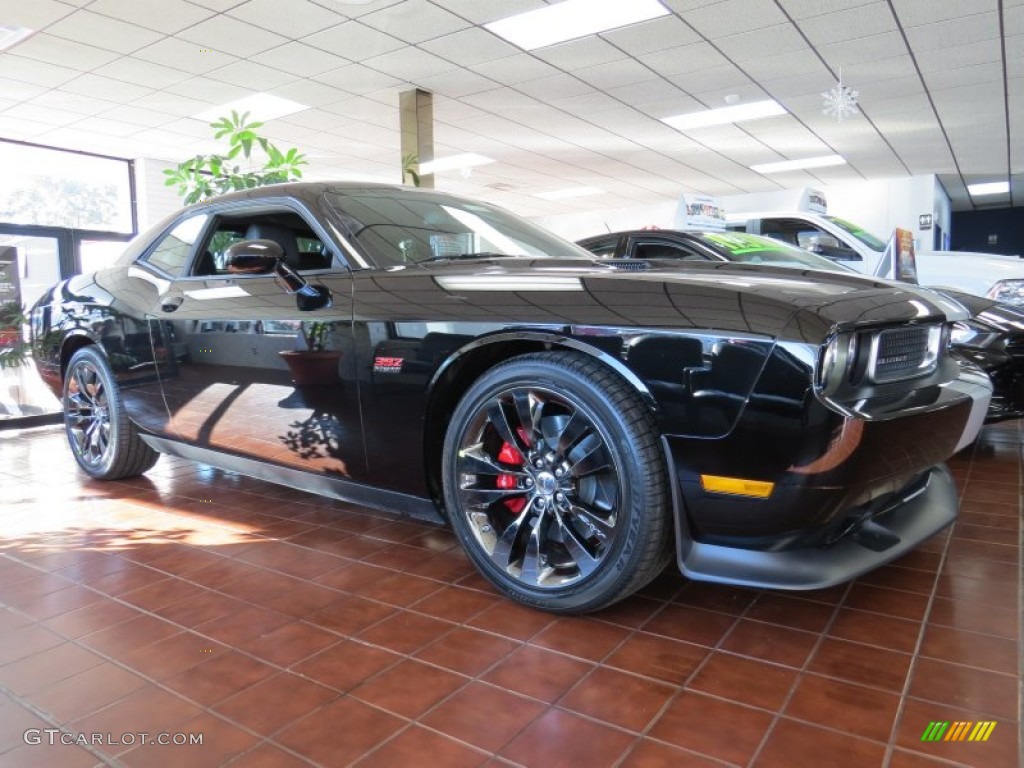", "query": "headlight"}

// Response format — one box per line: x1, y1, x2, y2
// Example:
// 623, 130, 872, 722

950, 320, 1001, 348
986, 279, 1024, 306
817, 332, 857, 395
